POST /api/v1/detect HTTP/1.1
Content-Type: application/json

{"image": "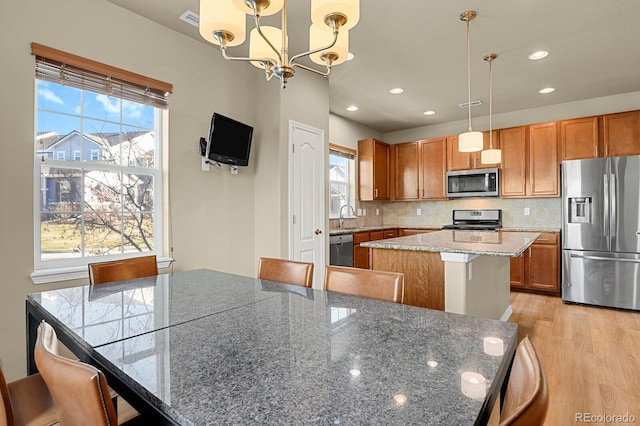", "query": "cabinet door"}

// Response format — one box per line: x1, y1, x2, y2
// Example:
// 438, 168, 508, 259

353, 232, 370, 269
369, 230, 385, 241
382, 229, 398, 239
529, 122, 560, 197
559, 117, 599, 160
603, 111, 640, 157
510, 254, 526, 289
528, 243, 559, 293
393, 142, 420, 200
446, 136, 472, 171
373, 141, 390, 200
420, 138, 447, 199
499, 126, 528, 197
399, 229, 435, 236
